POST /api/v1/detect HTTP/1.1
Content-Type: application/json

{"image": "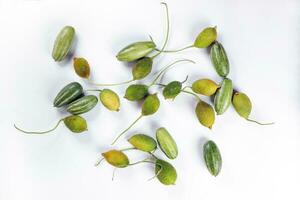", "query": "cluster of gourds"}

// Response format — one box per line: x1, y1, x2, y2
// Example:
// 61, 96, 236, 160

15, 2, 272, 185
